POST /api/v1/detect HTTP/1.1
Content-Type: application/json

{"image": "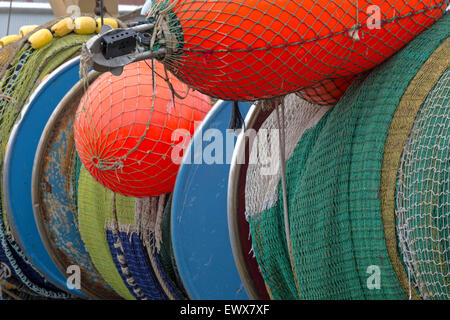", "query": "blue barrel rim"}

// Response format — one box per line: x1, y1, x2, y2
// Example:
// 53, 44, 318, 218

171, 100, 253, 300
3, 56, 86, 298
30, 69, 119, 300
227, 104, 268, 300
